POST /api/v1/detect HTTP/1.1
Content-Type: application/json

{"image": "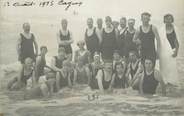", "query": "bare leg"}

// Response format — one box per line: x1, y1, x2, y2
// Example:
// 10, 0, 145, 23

56, 72, 61, 92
